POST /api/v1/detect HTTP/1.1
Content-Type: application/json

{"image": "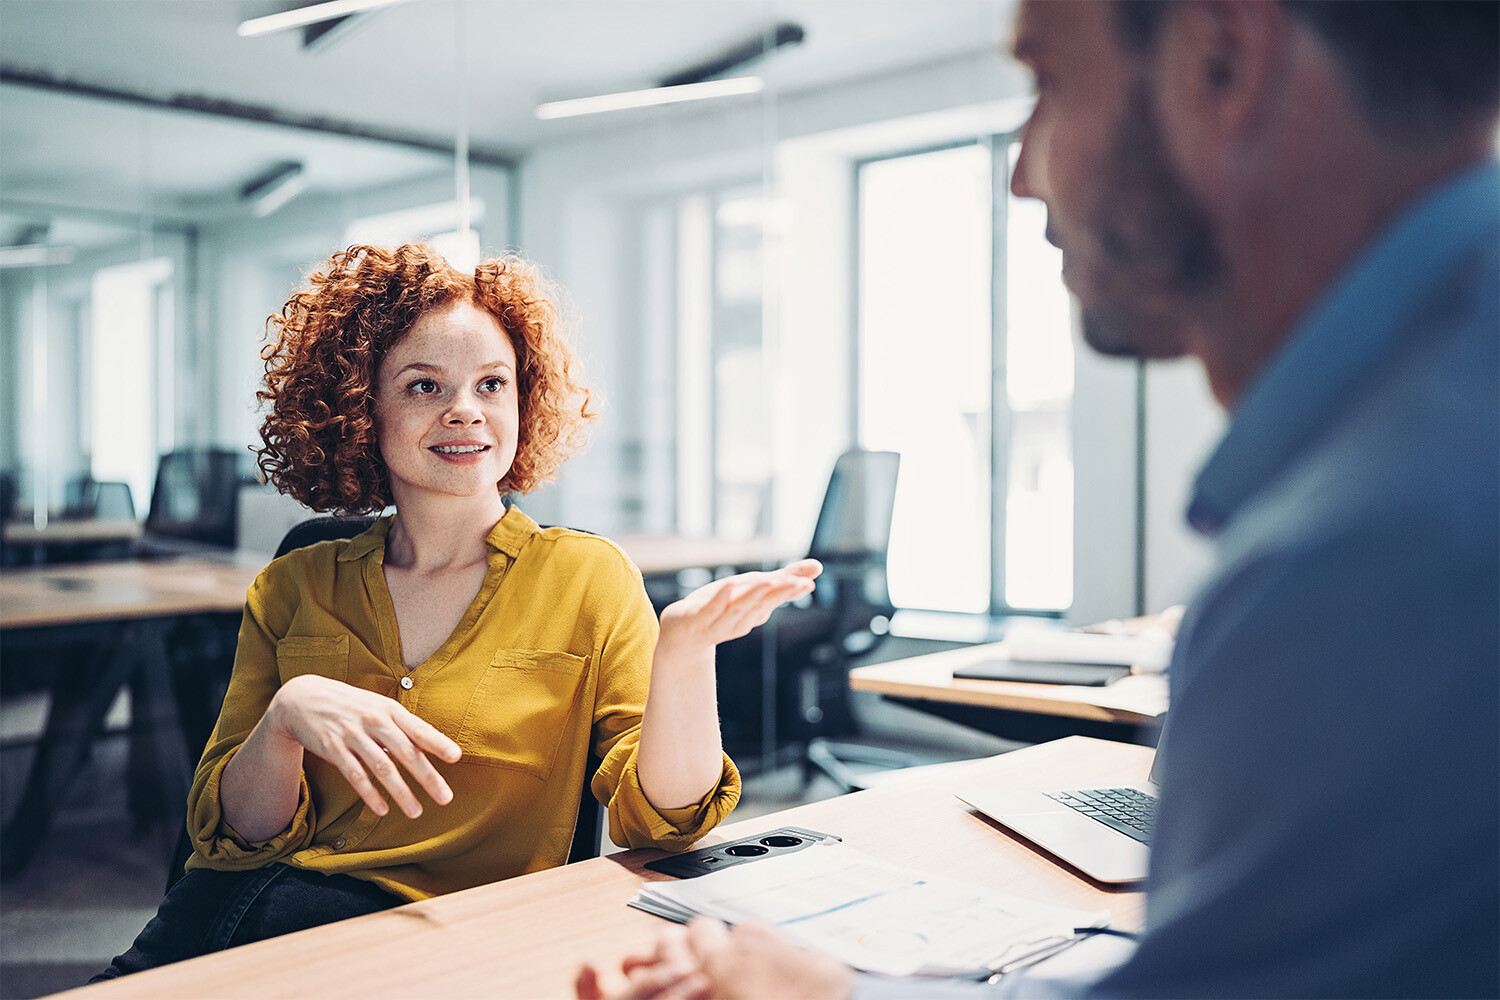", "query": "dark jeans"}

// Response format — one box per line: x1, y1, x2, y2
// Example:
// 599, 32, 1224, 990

90, 864, 403, 982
